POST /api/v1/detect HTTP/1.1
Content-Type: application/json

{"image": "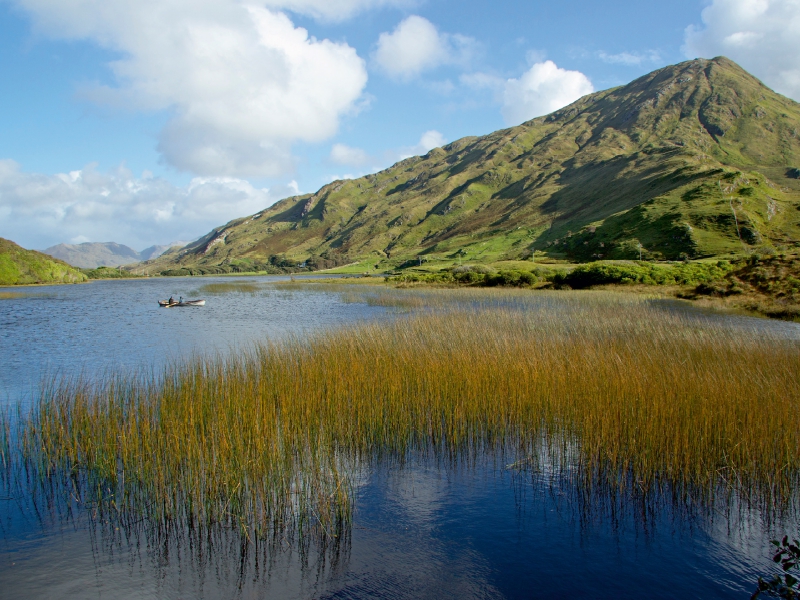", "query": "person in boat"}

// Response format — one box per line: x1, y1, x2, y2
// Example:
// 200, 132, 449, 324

179, 296, 183, 304
169, 296, 174, 304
